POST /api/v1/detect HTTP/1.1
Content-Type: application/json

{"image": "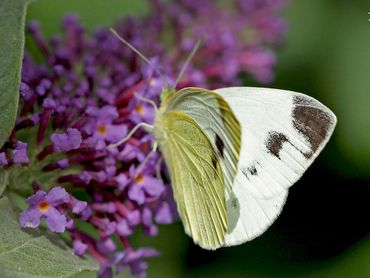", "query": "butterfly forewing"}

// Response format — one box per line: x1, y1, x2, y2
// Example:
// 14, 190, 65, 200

213, 87, 336, 246
154, 110, 228, 249
215, 87, 337, 200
